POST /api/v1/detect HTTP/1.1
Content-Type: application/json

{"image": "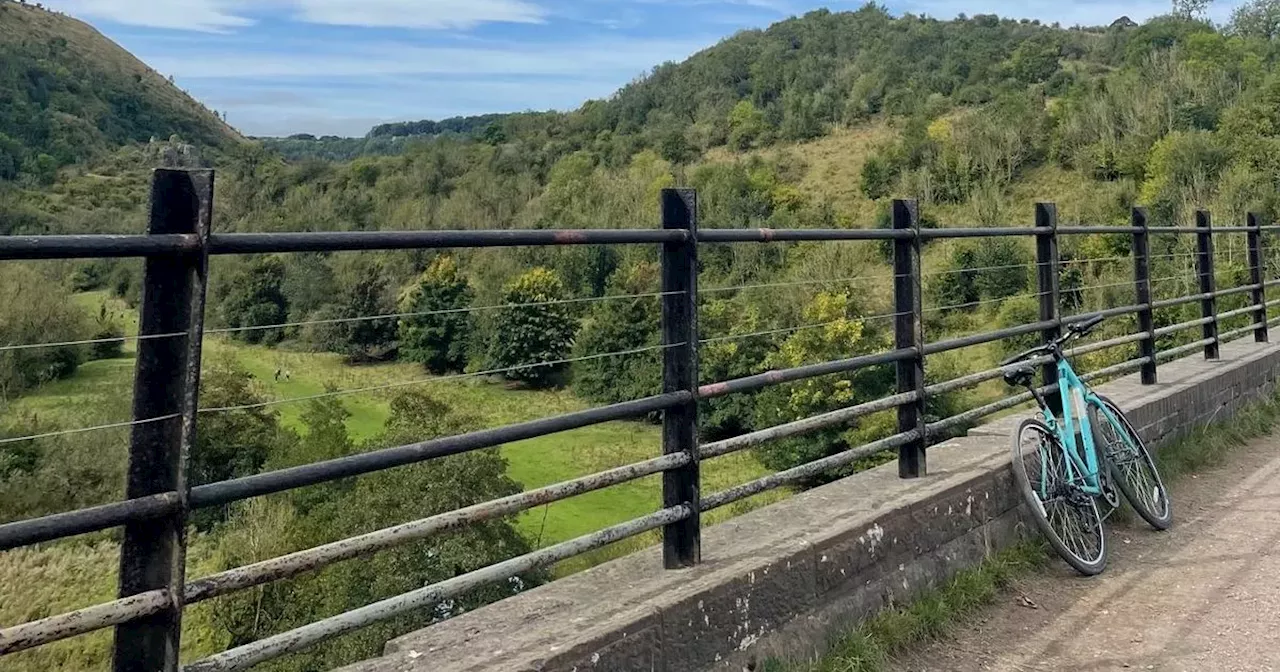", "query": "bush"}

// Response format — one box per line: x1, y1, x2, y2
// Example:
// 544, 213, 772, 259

217, 256, 289, 345
0, 265, 89, 397
995, 295, 1042, 360
398, 256, 474, 374
88, 303, 124, 360
491, 268, 579, 388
